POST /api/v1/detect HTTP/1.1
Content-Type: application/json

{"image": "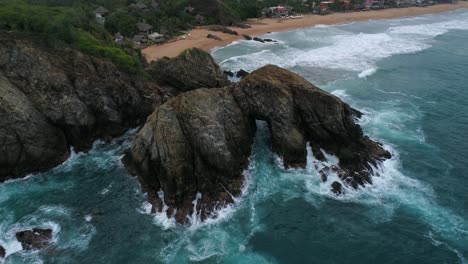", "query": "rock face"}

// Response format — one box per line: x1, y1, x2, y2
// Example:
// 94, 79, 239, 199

147, 48, 230, 93
124, 65, 391, 224
0, 32, 166, 181
16, 228, 53, 250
